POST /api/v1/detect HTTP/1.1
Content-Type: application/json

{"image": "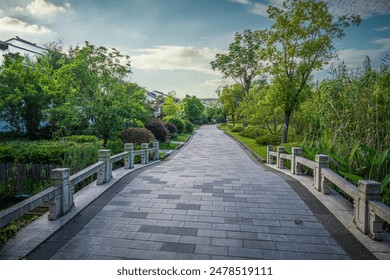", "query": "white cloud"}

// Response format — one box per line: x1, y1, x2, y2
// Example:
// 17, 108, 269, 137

248, 3, 269, 17
131, 45, 220, 74
325, 0, 390, 19
373, 38, 390, 49
204, 78, 234, 86
0, 16, 53, 34
374, 26, 389, 31
229, 0, 251, 4
15, 0, 71, 19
